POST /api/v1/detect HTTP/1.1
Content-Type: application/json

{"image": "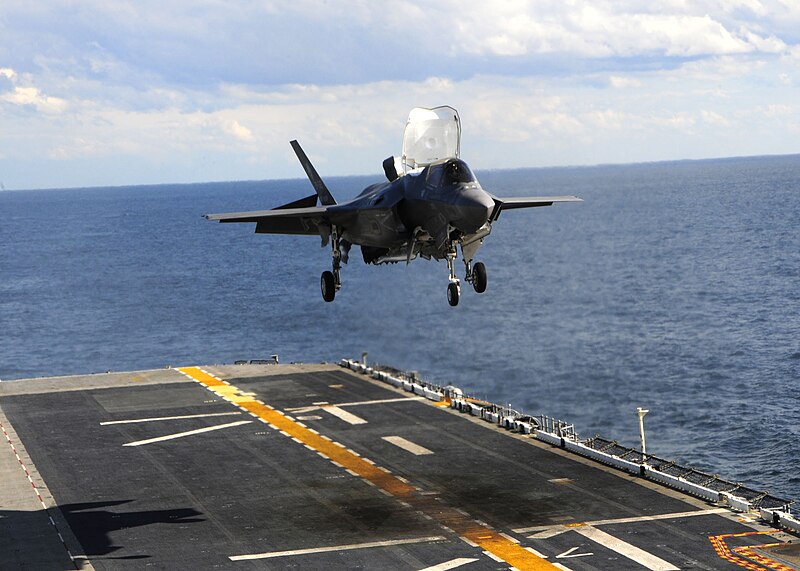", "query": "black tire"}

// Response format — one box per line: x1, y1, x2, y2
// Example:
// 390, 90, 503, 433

447, 282, 460, 306
472, 261, 487, 293
321, 271, 336, 302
